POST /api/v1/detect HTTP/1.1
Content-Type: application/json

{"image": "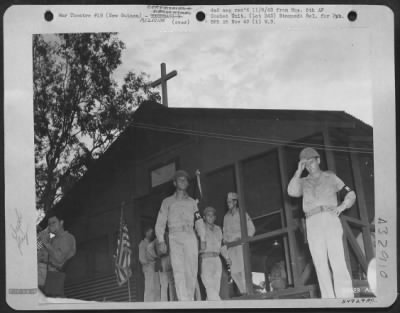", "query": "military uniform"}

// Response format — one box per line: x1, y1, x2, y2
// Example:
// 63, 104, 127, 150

200, 221, 229, 300
139, 238, 160, 301
155, 193, 206, 301
288, 147, 355, 298
223, 196, 255, 294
